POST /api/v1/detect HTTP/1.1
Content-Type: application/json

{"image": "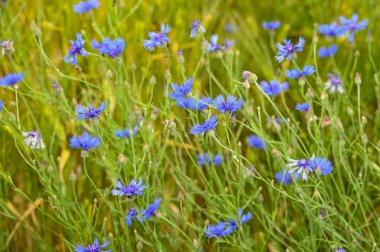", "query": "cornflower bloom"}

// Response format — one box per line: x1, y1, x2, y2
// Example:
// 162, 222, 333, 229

197, 153, 224, 166
92, 37, 125, 58
63, 34, 88, 65
295, 102, 310, 111
190, 20, 205, 38
212, 95, 244, 114
260, 80, 288, 97
115, 126, 138, 138
325, 73, 344, 93
318, 44, 338, 57
112, 178, 146, 199
1, 40, 14, 56
207, 35, 223, 52
310, 157, 333, 175
224, 24, 238, 33
75, 238, 110, 252
318, 22, 346, 37
168, 78, 193, 100
335, 248, 347, 252
275, 169, 300, 185
76, 102, 106, 120
247, 135, 265, 150
262, 21, 281, 30
126, 208, 138, 226
143, 24, 170, 51
73, 0, 99, 14
286, 66, 315, 79
69, 132, 101, 156
339, 14, 368, 43
22, 131, 45, 149
287, 158, 314, 181
189, 116, 218, 135
176, 97, 212, 111
275, 37, 305, 62
0, 73, 24, 87
139, 198, 161, 221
